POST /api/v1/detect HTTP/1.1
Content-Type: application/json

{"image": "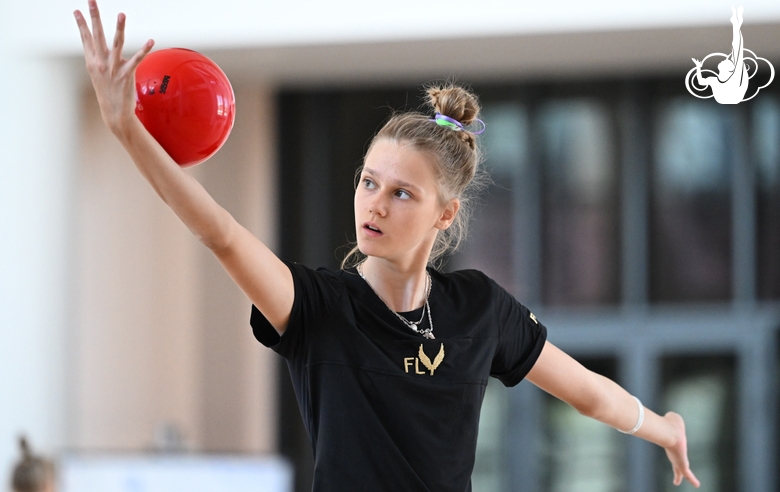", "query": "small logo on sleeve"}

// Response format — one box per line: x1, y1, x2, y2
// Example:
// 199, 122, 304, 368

403, 343, 445, 376
529, 312, 539, 324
